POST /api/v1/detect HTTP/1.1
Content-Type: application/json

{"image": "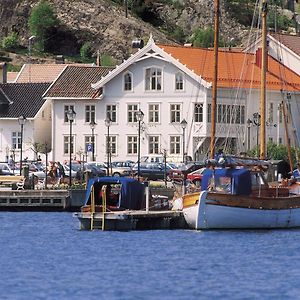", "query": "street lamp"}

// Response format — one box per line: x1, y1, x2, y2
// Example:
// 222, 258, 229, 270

89, 120, 97, 161
105, 116, 112, 176
67, 108, 76, 187
18, 115, 27, 175
136, 109, 144, 181
253, 112, 261, 157
180, 119, 187, 163
28, 35, 35, 83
